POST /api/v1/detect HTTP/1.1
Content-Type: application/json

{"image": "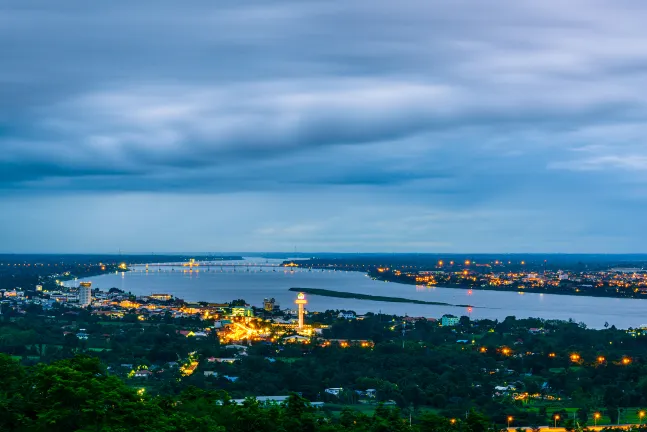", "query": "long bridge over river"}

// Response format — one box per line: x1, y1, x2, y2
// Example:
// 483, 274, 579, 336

133, 261, 298, 269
